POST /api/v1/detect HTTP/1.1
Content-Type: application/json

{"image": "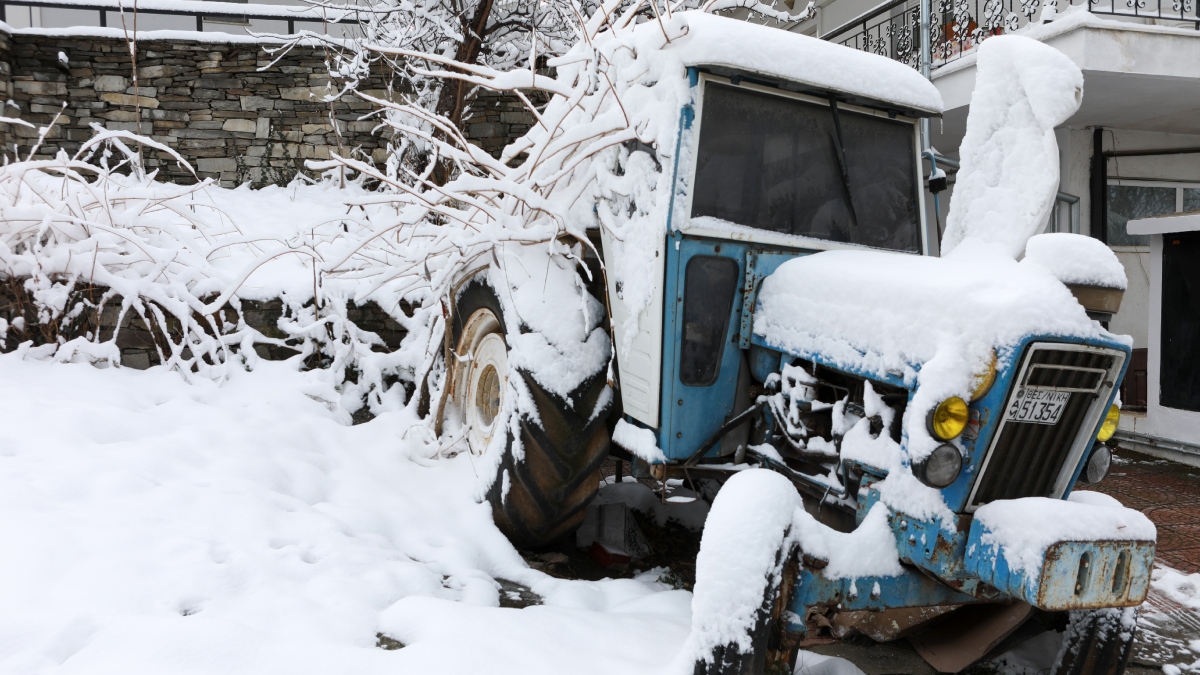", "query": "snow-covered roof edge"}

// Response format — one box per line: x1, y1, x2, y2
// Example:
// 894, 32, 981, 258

1128, 210, 1200, 235
668, 12, 944, 116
